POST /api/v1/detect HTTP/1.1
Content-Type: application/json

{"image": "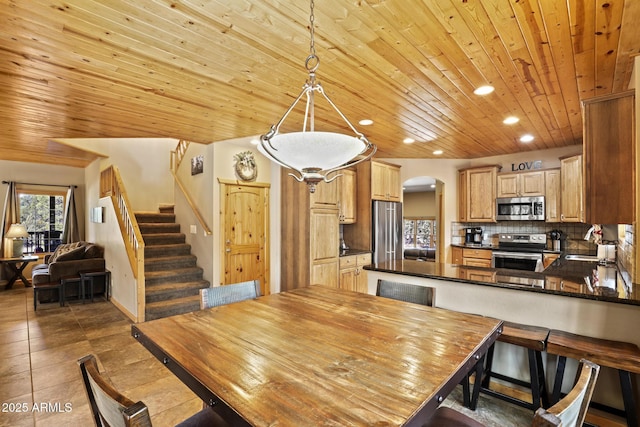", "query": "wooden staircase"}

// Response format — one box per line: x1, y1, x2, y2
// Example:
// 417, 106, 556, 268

136, 206, 209, 321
